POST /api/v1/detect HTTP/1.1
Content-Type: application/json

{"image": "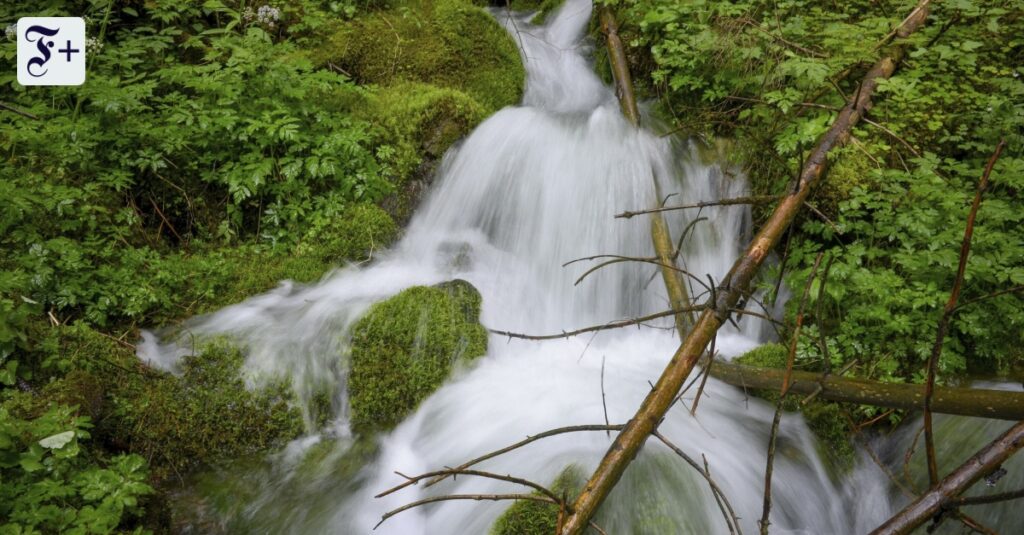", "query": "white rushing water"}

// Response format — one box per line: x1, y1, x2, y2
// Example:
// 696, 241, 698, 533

137, 1, 1021, 533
